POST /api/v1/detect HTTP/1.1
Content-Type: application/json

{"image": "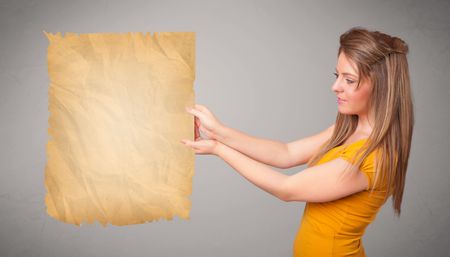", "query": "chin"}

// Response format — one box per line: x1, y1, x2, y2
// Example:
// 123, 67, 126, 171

338, 108, 356, 115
